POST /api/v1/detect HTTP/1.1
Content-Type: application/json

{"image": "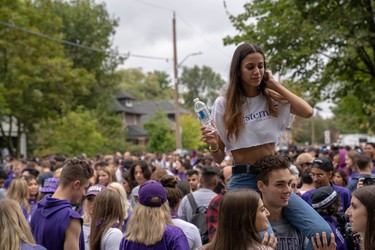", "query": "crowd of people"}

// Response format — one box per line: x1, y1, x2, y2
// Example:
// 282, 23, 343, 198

0, 143, 374, 249
1, 42, 375, 250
